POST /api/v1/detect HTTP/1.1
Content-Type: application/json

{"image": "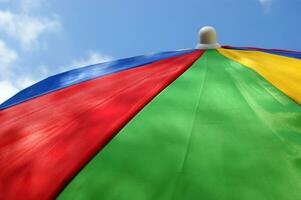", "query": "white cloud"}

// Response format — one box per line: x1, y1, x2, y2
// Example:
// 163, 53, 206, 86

0, 0, 61, 104
0, 80, 18, 103
0, 40, 20, 103
0, 40, 36, 103
0, 75, 37, 106
0, 10, 61, 50
0, 1, 113, 105
258, 0, 272, 12
0, 75, 37, 104
71, 51, 113, 67
0, 39, 18, 70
